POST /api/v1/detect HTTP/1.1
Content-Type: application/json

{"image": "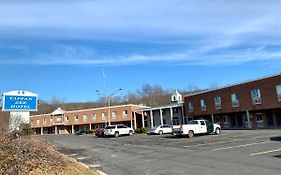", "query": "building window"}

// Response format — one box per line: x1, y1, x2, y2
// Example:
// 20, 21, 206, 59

83, 114, 87, 122
200, 99, 206, 111
123, 110, 128, 118
36, 119, 40, 125
188, 101, 194, 112
102, 112, 106, 121
276, 85, 281, 101
251, 88, 261, 104
50, 118, 53, 124
214, 96, 222, 109
173, 108, 179, 113
64, 116, 69, 124
93, 113, 96, 121
231, 93, 239, 107
57, 116, 62, 123
43, 118, 47, 125
75, 115, 79, 123
112, 111, 117, 119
